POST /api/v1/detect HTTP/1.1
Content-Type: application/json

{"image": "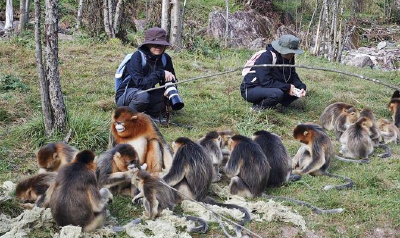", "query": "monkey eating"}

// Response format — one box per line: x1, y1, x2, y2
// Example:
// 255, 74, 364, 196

109, 106, 173, 175
292, 123, 354, 190
252, 130, 292, 187
377, 118, 400, 144
197, 131, 224, 182
15, 172, 57, 205
320, 102, 358, 131
36, 150, 113, 232
388, 90, 400, 128
37, 142, 78, 173
96, 144, 140, 196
